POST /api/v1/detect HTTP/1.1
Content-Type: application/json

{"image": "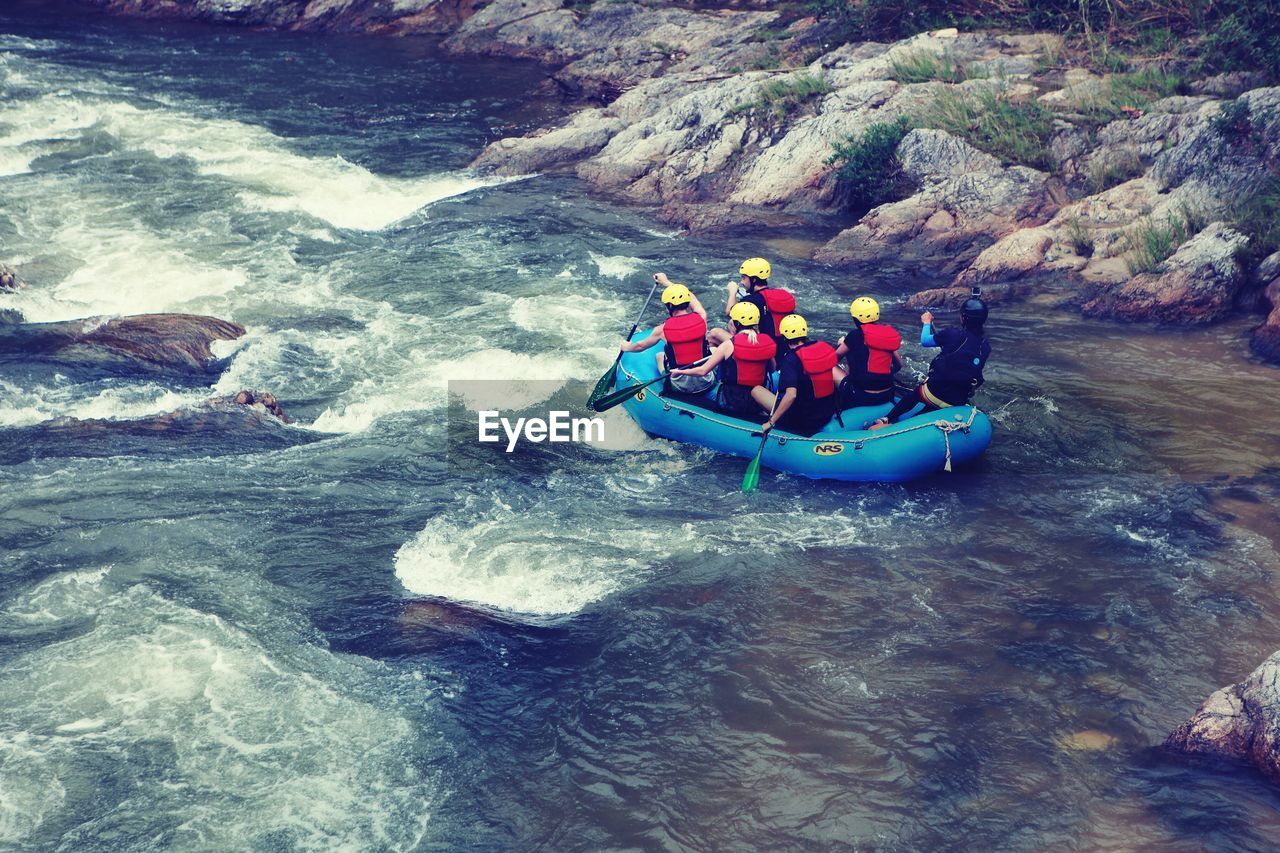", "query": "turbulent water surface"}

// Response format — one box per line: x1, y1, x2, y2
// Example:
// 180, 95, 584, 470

3, 4, 1280, 849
